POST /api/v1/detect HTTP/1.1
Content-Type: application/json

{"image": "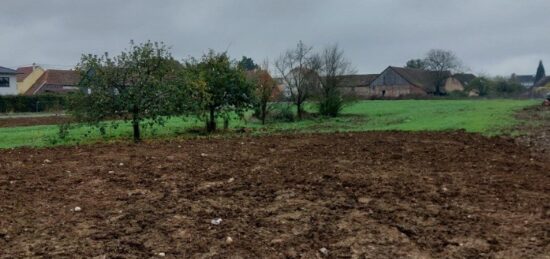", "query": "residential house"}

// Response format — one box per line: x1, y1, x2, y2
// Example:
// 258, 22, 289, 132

0, 66, 19, 95
510, 74, 535, 88
24, 69, 80, 95
16, 64, 46, 94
